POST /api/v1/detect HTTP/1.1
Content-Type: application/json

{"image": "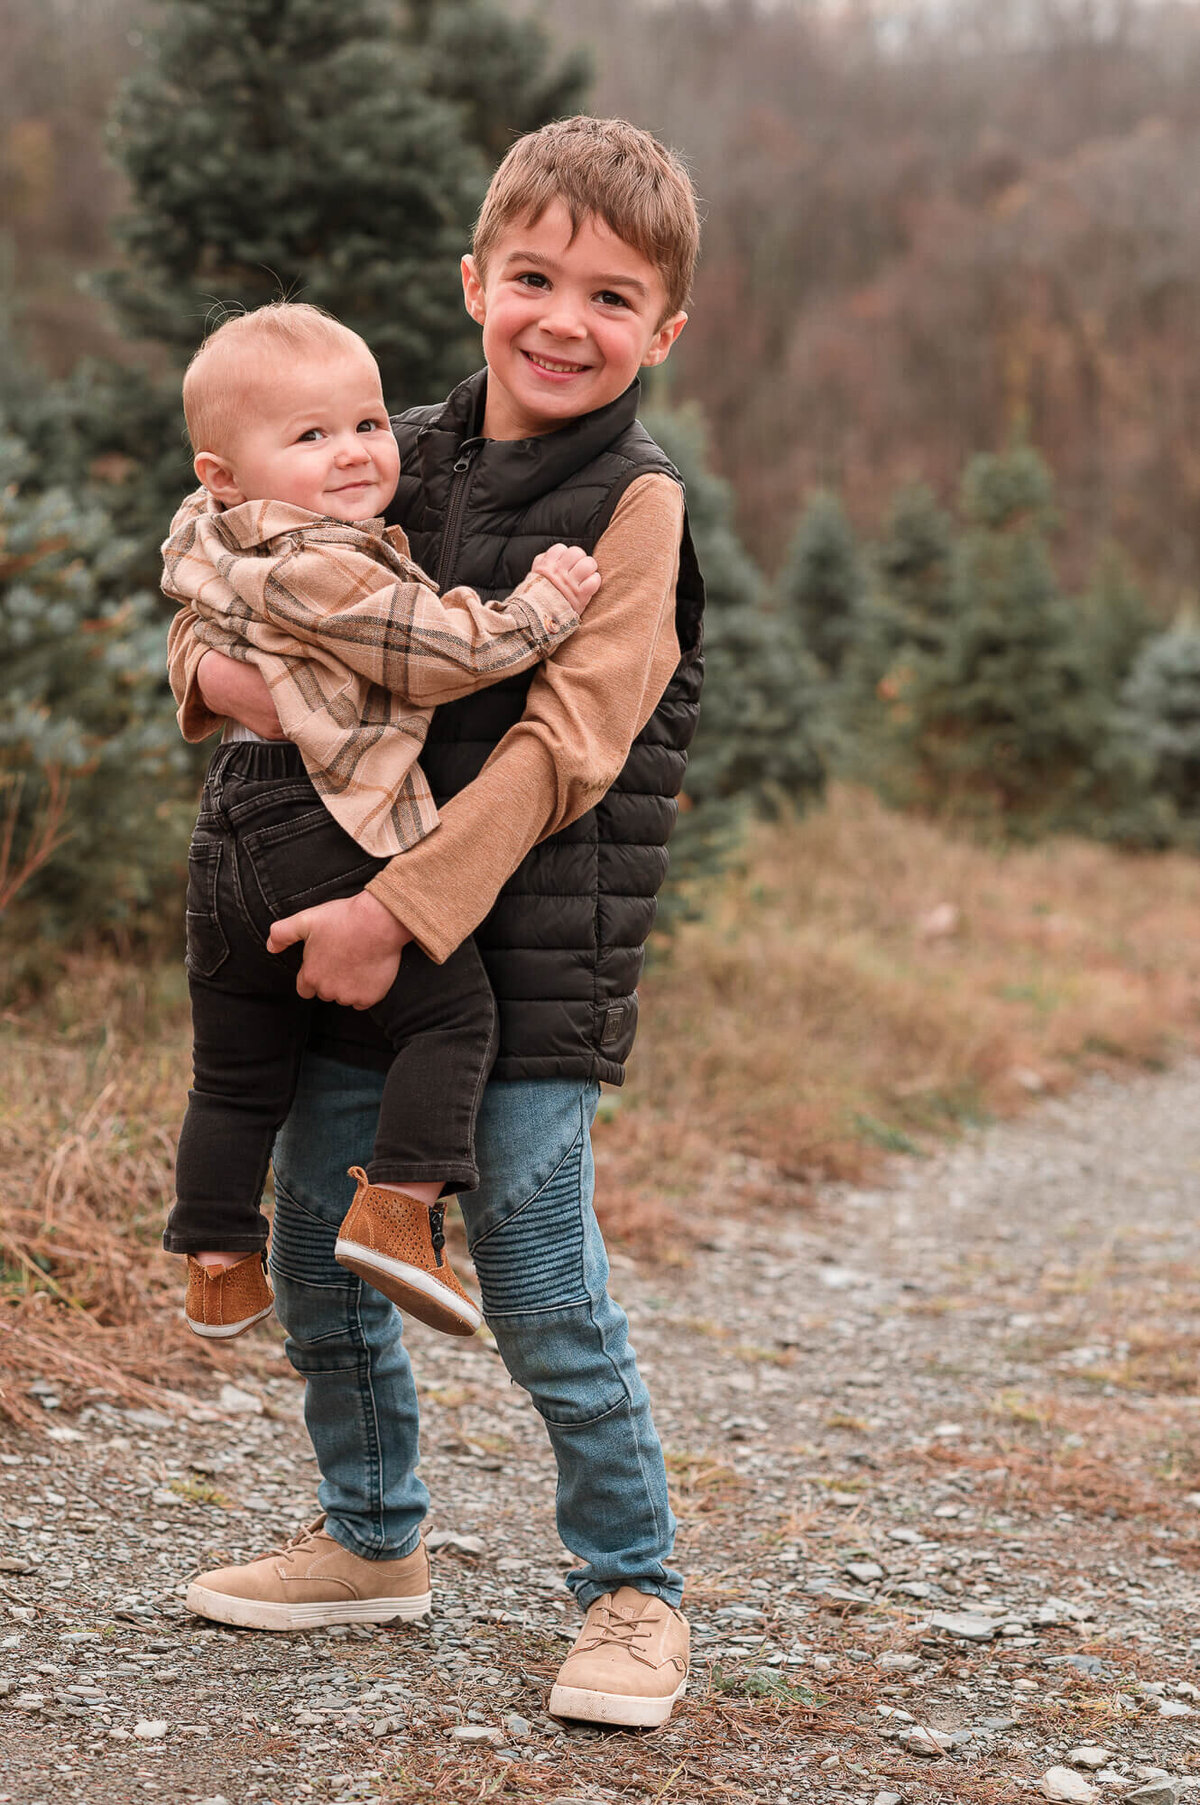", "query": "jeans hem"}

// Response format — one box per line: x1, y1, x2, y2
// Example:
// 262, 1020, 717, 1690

573, 1579, 684, 1613
162, 1233, 268, 1256
364, 1161, 479, 1193
322, 1517, 424, 1564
